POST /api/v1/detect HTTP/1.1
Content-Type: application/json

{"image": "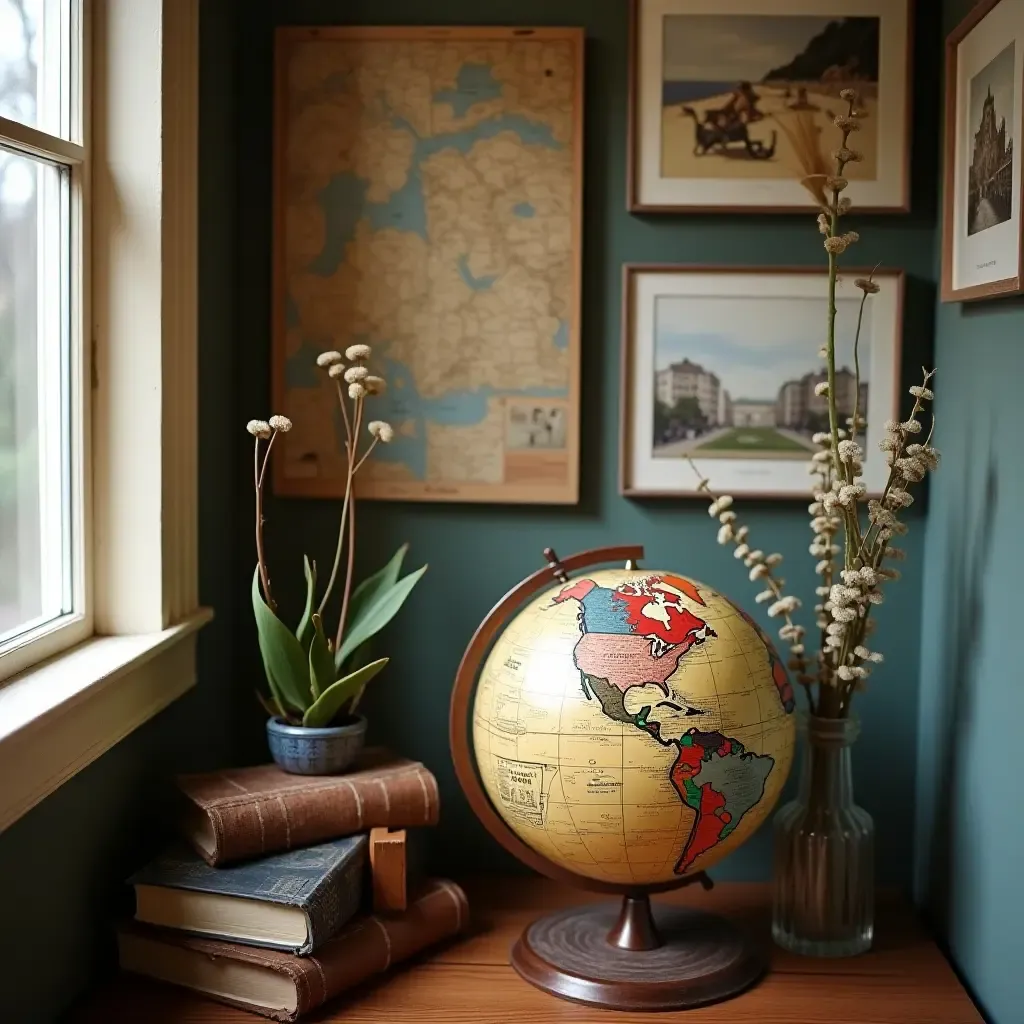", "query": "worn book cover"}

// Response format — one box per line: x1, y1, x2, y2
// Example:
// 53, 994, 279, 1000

130, 836, 367, 955
117, 878, 469, 1022
176, 747, 439, 866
